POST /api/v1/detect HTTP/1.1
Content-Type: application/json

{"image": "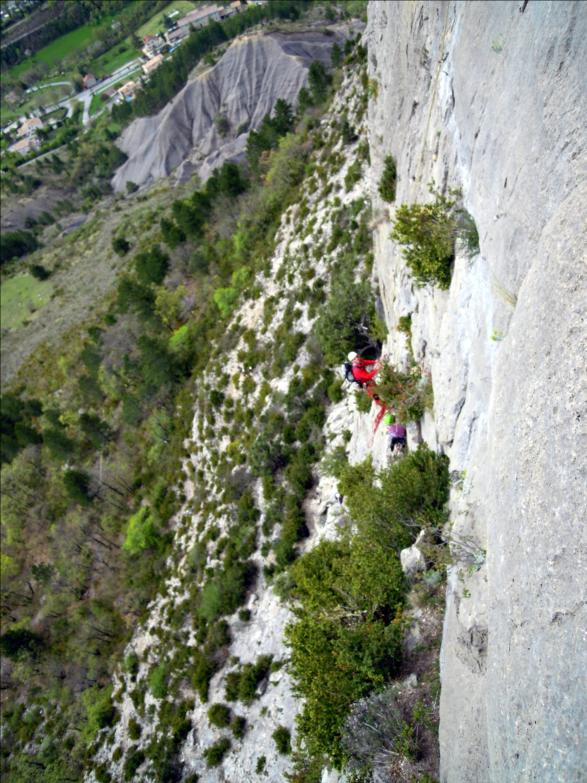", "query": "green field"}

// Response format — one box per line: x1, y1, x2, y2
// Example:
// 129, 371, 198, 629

91, 40, 140, 78
136, 0, 198, 38
1, 274, 54, 330
8, 16, 118, 79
